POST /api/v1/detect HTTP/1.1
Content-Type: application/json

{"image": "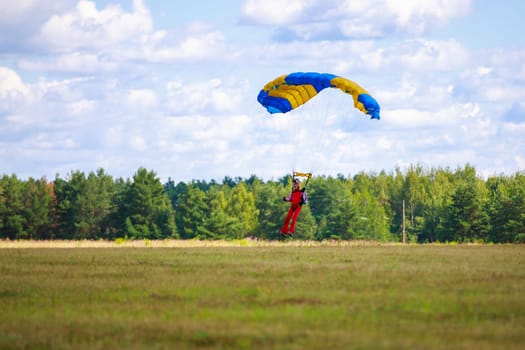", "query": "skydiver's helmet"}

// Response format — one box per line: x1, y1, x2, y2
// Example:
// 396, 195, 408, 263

293, 178, 300, 184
